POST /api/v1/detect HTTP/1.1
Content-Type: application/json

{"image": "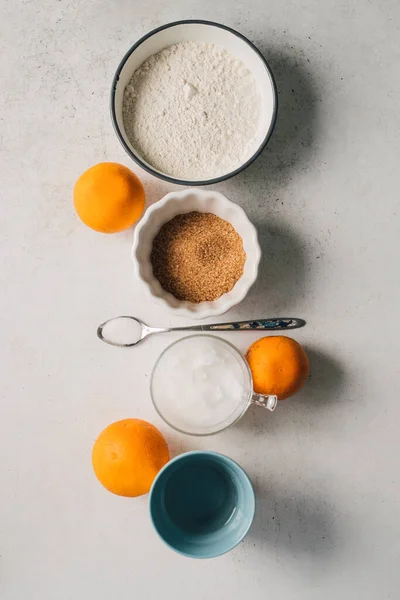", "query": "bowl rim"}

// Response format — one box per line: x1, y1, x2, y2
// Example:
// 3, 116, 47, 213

131, 188, 261, 319
149, 450, 256, 558
110, 19, 278, 186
